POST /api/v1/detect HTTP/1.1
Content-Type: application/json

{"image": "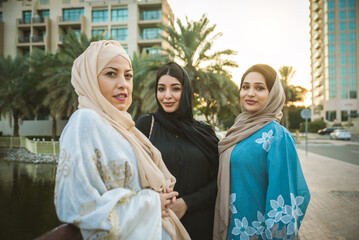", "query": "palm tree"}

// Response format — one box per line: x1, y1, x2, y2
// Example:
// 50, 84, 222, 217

0, 54, 35, 136
128, 50, 169, 121
159, 14, 240, 126
279, 66, 308, 129
31, 29, 104, 138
